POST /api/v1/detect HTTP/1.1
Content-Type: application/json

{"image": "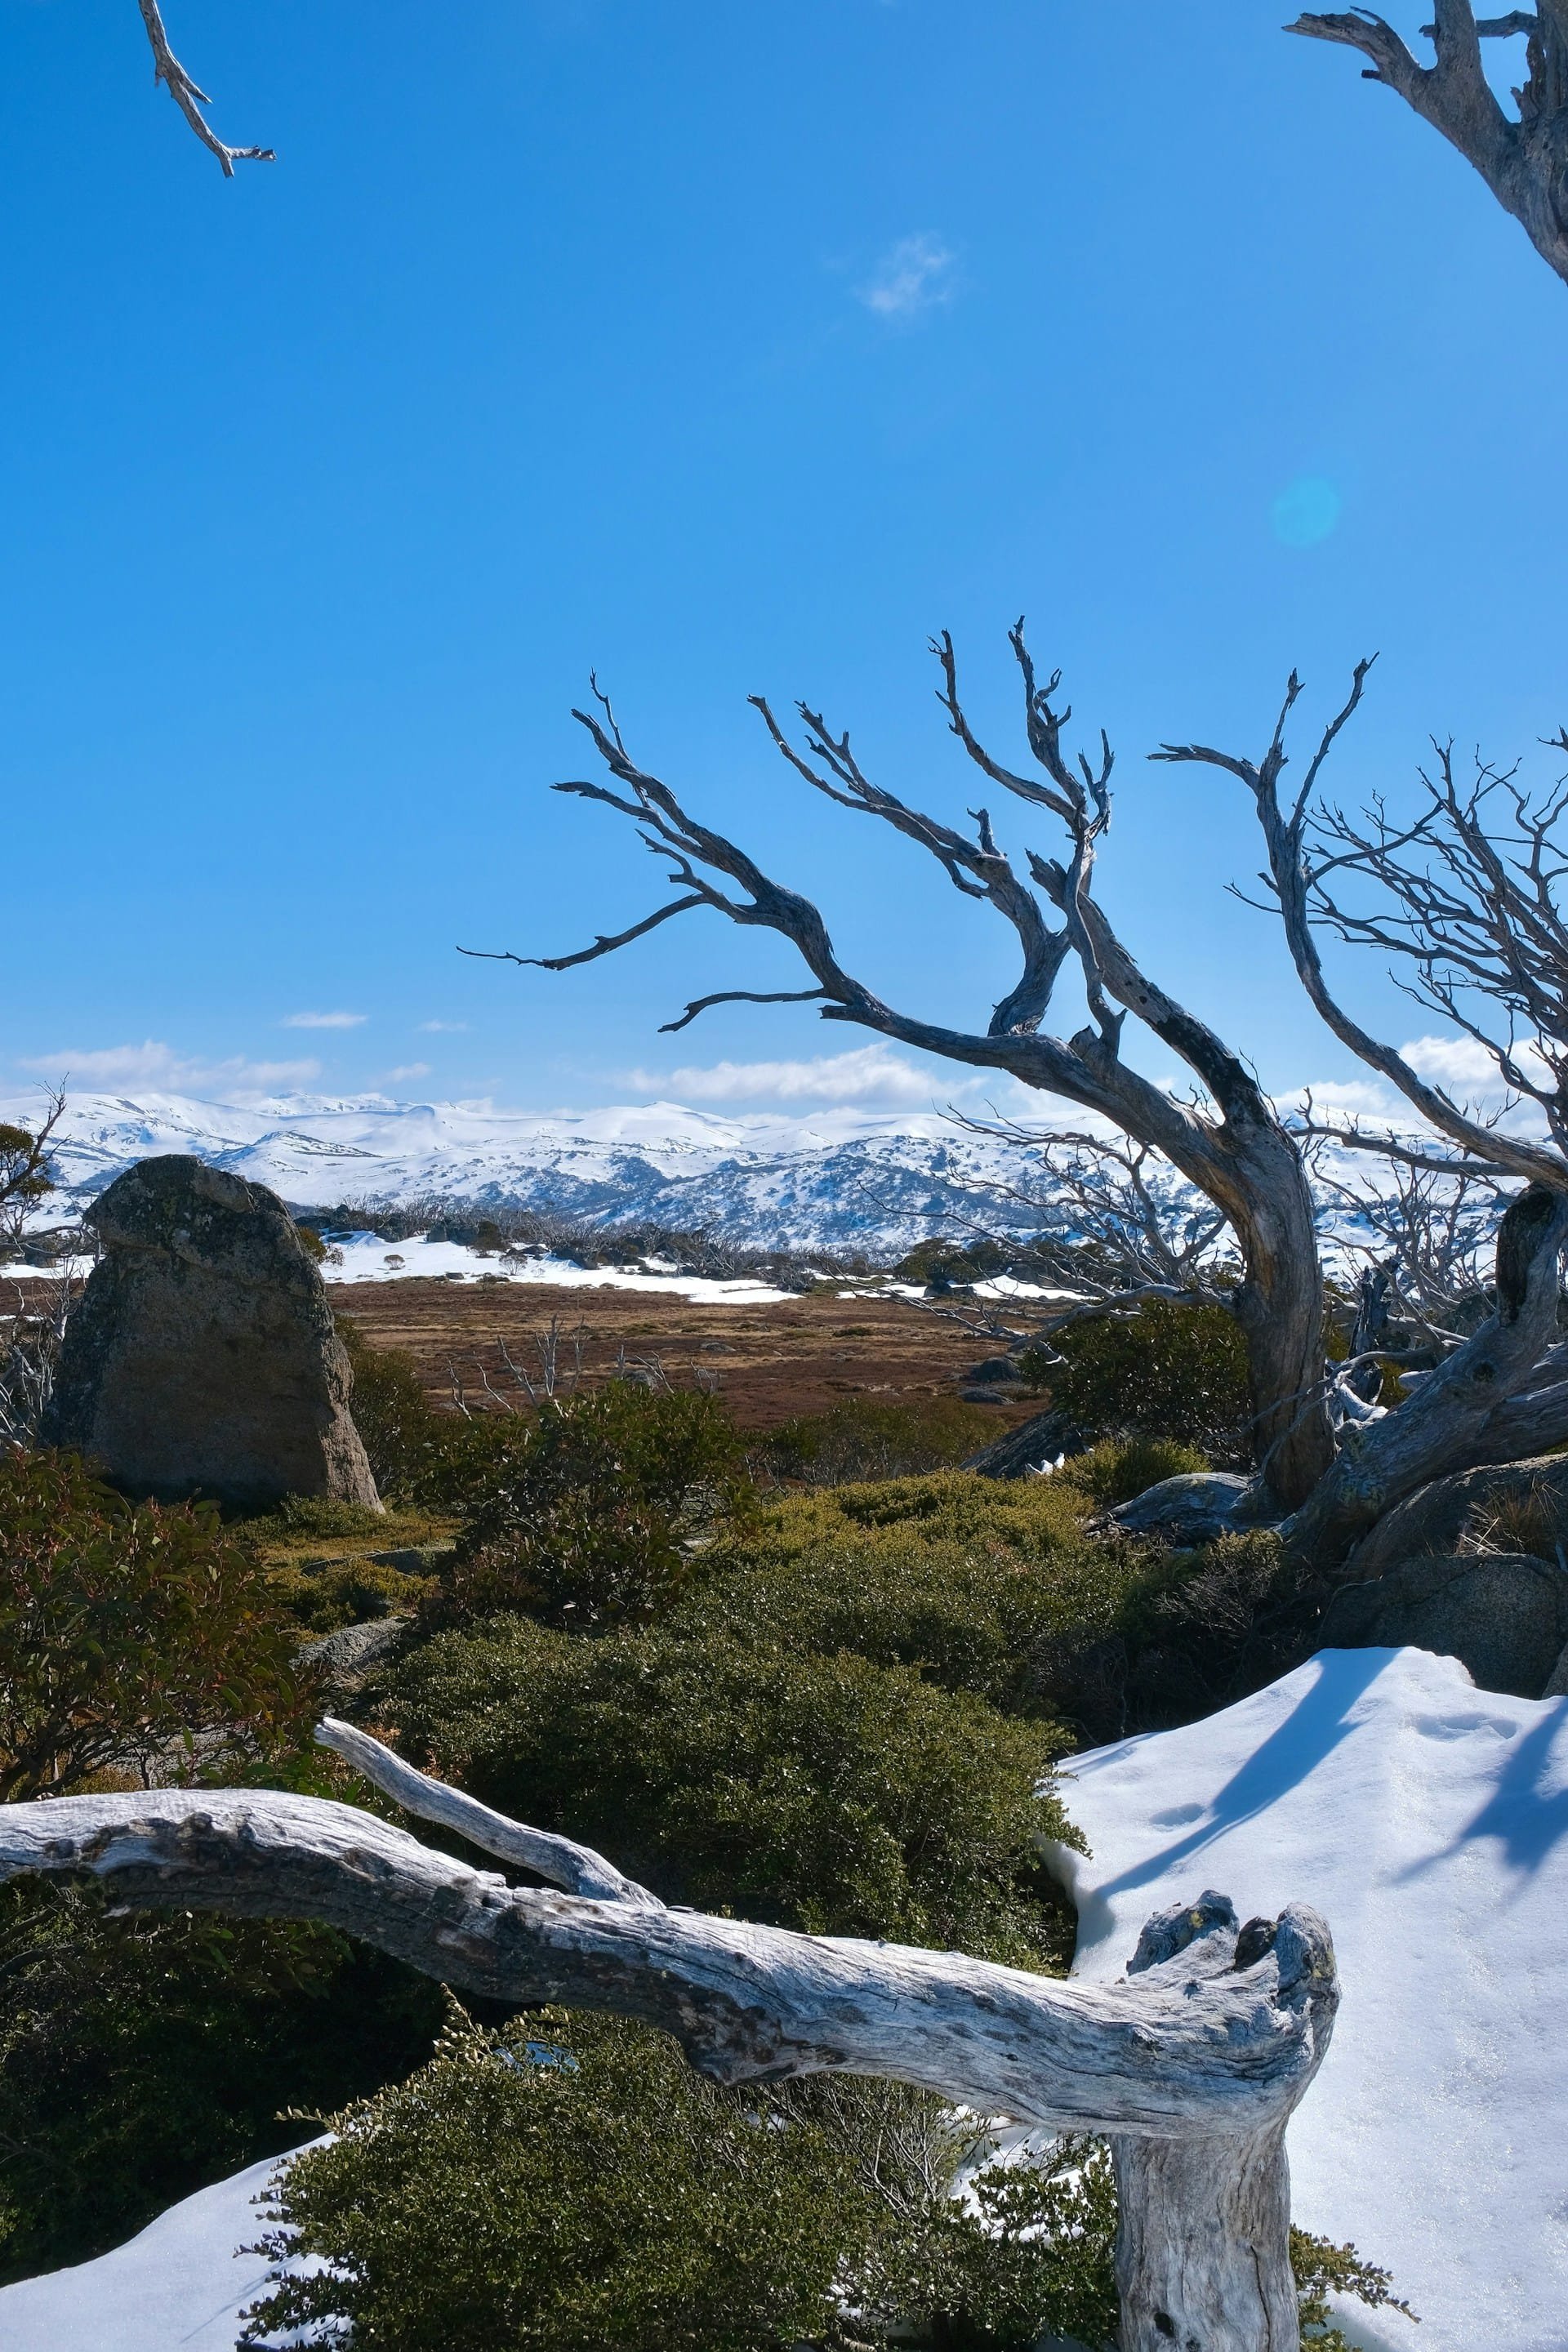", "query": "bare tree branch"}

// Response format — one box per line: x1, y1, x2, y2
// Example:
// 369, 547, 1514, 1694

1285, 1180, 1568, 1561
506, 636, 1337, 1503
135, 0, 274, 176
1287, 4, 1568, 287
457, 894, 710, 972
659, 987, 829, 1035
1156, 668, 1568, 1193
